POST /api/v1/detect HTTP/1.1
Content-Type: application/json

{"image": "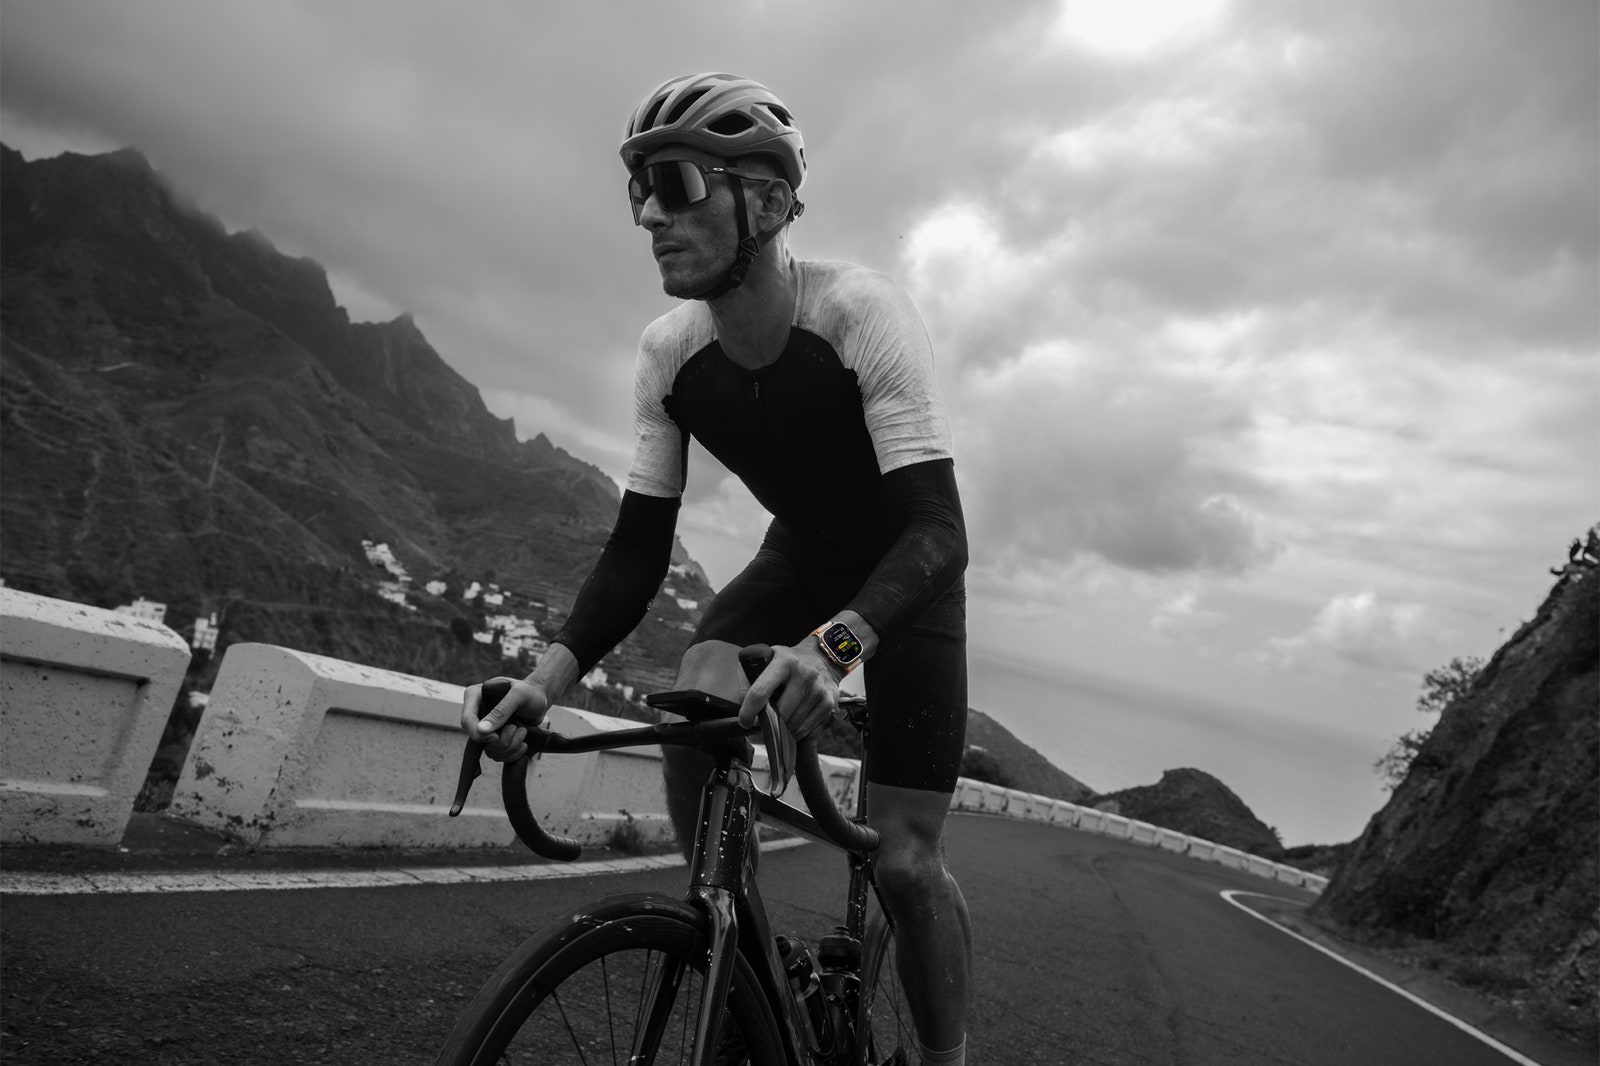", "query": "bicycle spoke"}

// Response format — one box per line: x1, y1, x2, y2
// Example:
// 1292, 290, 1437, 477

551, 988, 591, 1066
